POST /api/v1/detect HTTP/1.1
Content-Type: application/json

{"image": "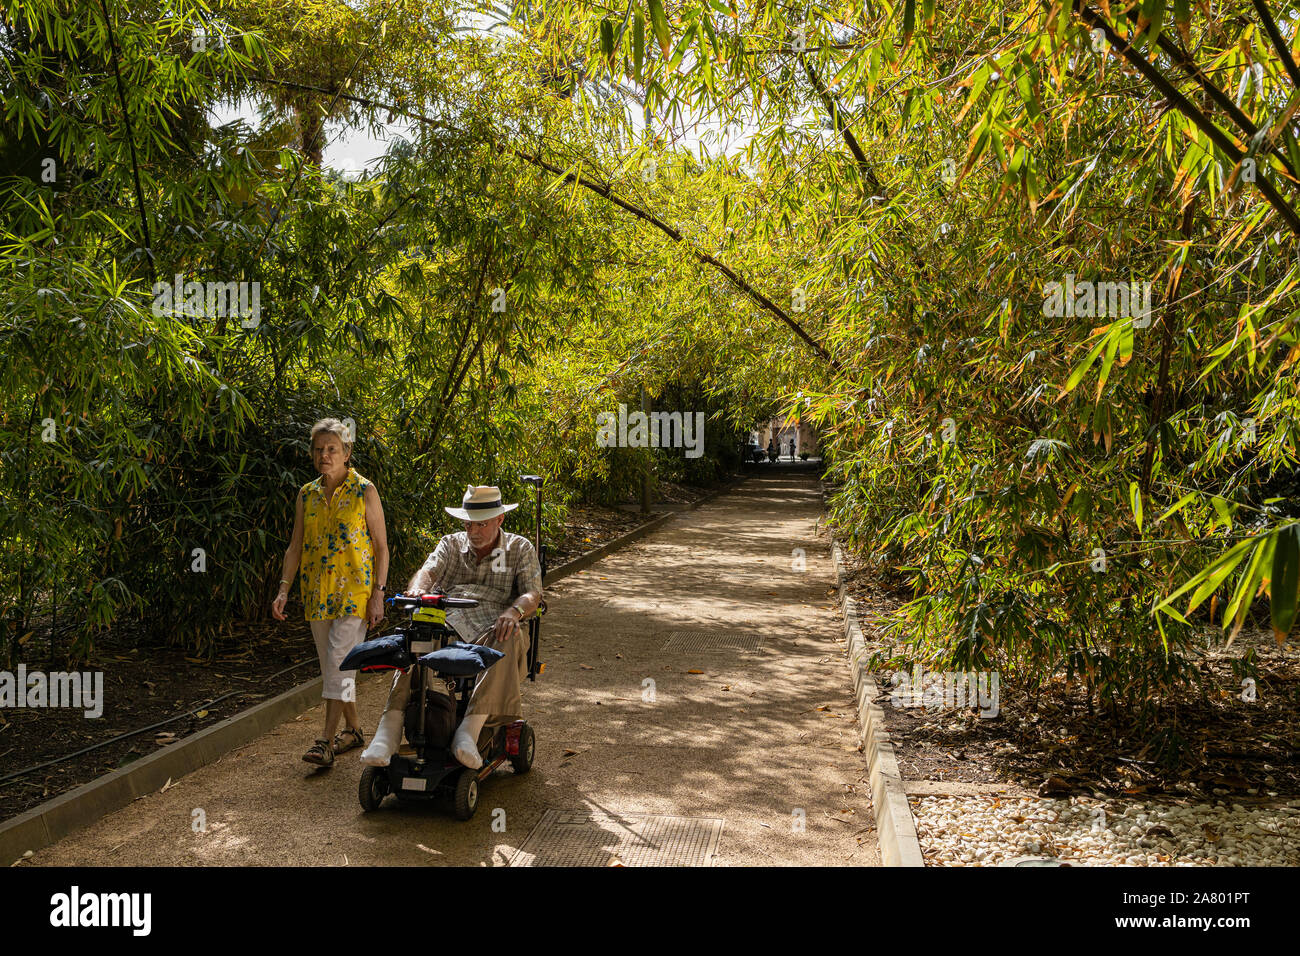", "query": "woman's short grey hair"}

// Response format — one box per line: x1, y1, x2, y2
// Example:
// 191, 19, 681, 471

310, 418, 353, 459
